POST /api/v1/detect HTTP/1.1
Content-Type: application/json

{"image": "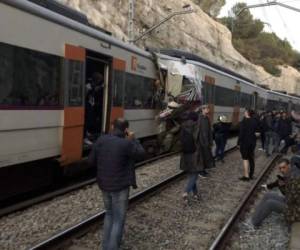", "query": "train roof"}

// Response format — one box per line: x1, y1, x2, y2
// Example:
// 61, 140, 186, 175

28, 0, 112, 35
155, 49, 256, 84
